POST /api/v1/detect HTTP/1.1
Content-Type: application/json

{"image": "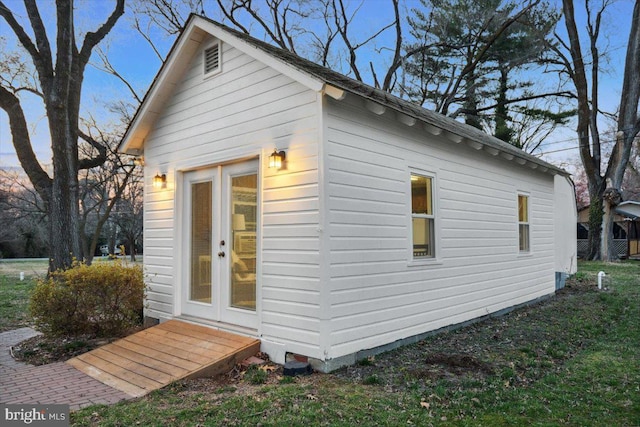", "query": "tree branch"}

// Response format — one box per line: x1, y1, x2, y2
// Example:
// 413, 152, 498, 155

93, 48, 143, 103
0, 0, 51, 85
77, 129, 108, 170
216, 0, 251, 35
78, 0, 125, 68
23, 0, 54, 84
469, 90, 576, 114
0, 86, 52, 203
382, 0, 401, 92
133, 16, 164, 62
